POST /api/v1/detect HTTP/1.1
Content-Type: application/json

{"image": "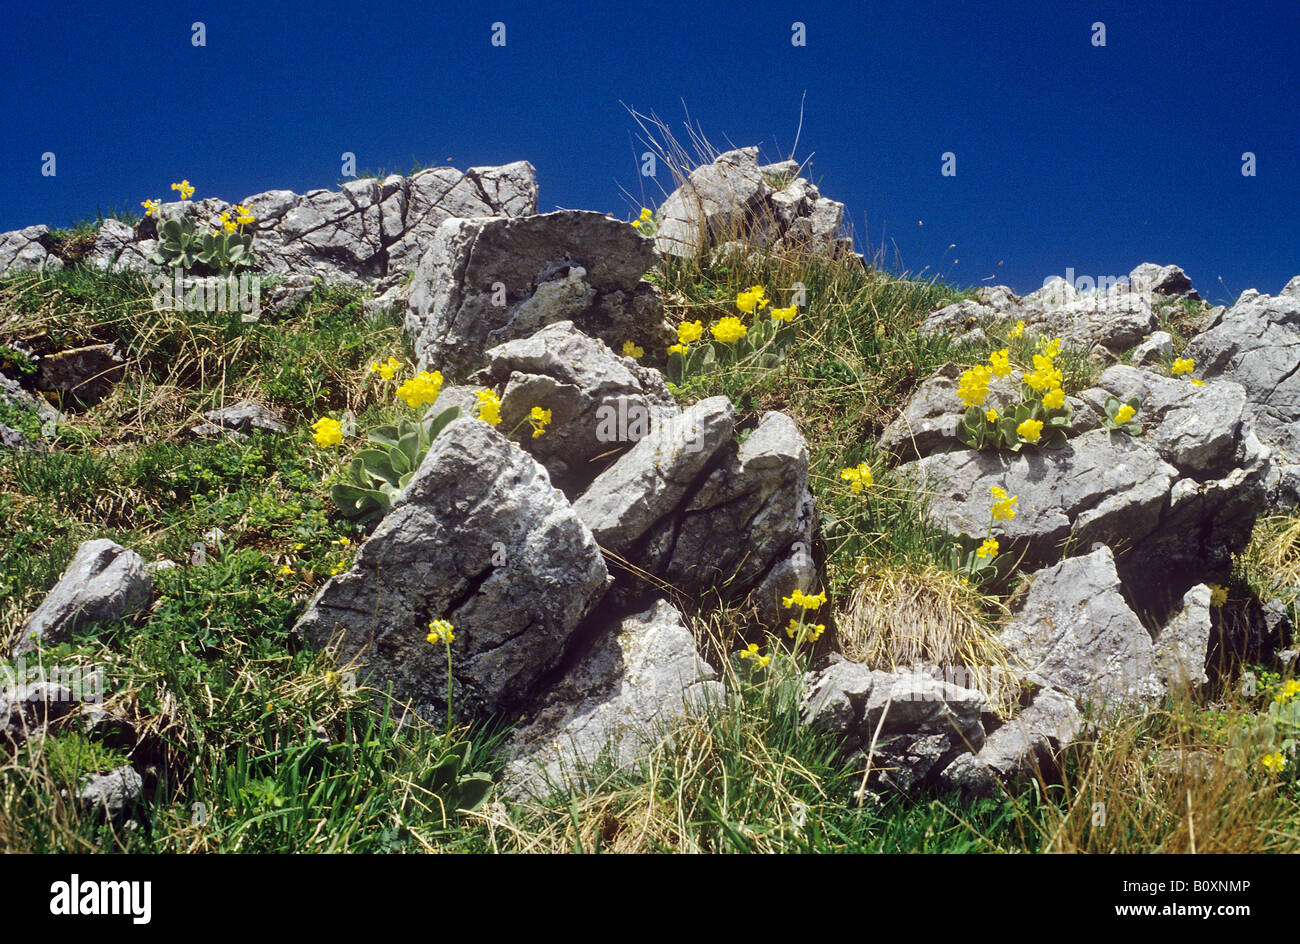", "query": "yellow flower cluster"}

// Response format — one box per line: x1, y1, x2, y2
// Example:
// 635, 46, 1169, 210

396, 370, 444, 409
669, 320, 705, 355
528, 405, 552, 438
1277, 679, 1300, 703
477, 389, 502, 426
1171, 357, 1195, 376
370, 356, 403, 380
1023, 352, 1063, 393
770, 305, 798, 322
1042, 387, 1066, 410
171, 179, 195, 200
782, 588, 827, 610
985, 408, 999, 422
622, 340, 644, 359
990, 485, 1018, 521
141, 199, 160, 218
736, 285, 769, 315
737, 642, 771, 667
630, 207, 653, 229
958, 364, 993, 408
988, 349, 1011, 379
786, 618, 826, 642
1016, 418, 1044, 443
312, 417, 343, 447
427, 619, 455, 645
976, 537, 999, 559
840, 462, 874, 492
1262, 751, 1287, 773
1009, 320, 1026, 339
711, 316, 748, 343
1115, 403, 1136, 424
